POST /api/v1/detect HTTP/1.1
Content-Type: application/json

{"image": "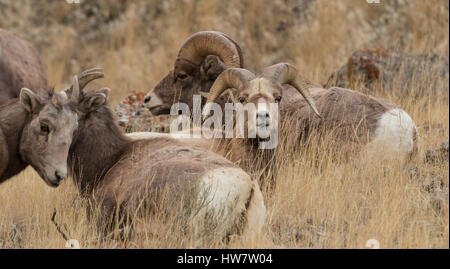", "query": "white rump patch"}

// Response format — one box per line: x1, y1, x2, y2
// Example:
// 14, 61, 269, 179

193, 167, 265, 237
366, 108, 417, 160
243, 181, 266, 237
197, 167, 251, 216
